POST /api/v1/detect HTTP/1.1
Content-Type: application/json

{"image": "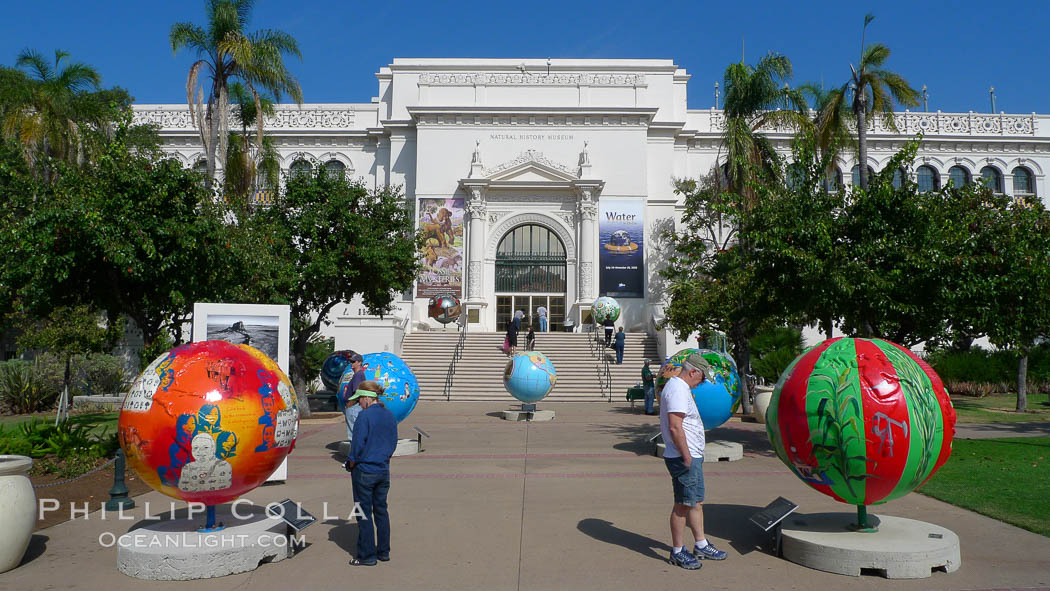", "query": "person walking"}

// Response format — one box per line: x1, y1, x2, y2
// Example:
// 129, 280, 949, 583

602, 316, 615, 347
642, 359, 656, 415
506, 313, 522, 355
660, 352, 728, 569
526, 326, 536, 351
345, 386, 398, 566
537, 305, 548, 332
341, 353, 366, 442
614, 326, 626, 364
